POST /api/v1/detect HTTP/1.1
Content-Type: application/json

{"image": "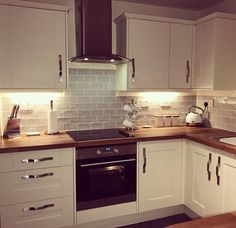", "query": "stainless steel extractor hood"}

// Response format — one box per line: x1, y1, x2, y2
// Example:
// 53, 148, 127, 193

70, 0, 133, 65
